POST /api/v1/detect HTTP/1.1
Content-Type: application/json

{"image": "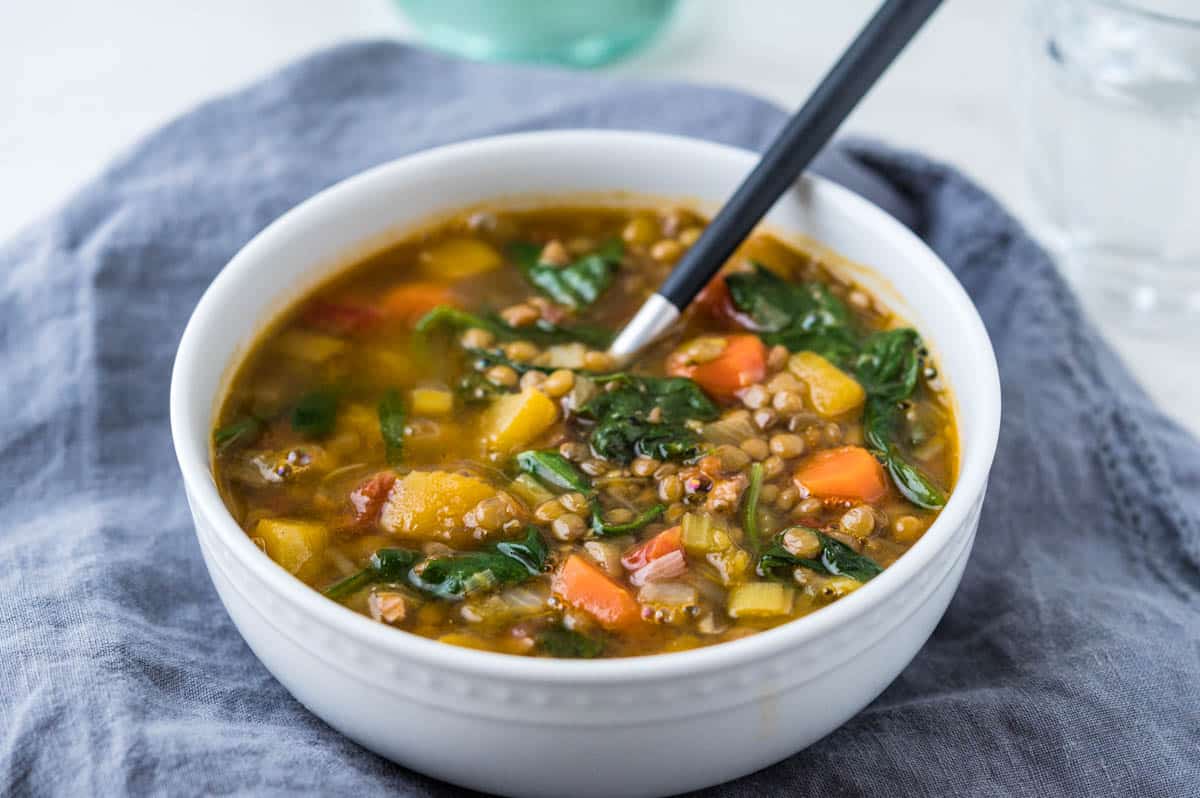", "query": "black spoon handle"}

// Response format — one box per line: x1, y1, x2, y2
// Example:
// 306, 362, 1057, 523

660, 0, 942, 307
610, 0, 942, 359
